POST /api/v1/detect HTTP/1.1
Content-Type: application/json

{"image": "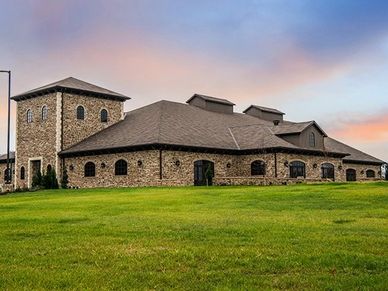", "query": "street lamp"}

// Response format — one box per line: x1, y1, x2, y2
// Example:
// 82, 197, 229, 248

0, 70, 11, 184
